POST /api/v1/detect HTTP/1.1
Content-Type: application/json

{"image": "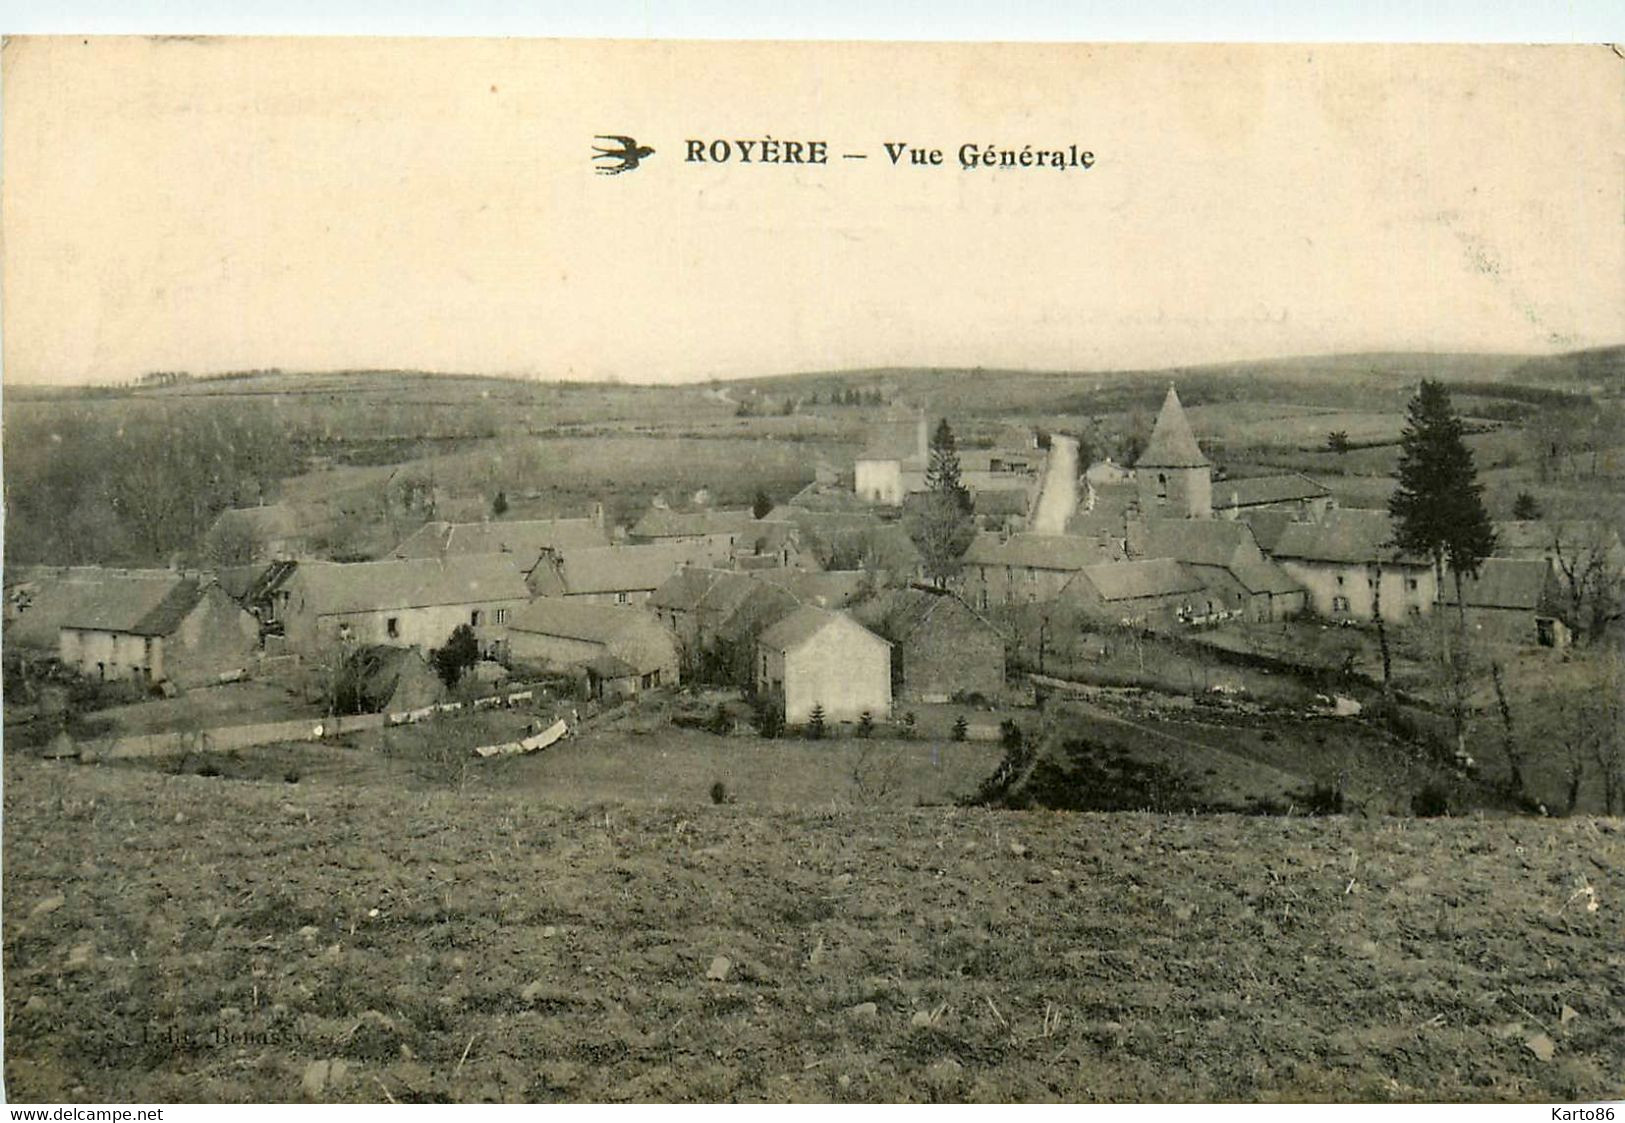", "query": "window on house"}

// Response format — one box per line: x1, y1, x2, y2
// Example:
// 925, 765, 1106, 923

1336, 575, 1345, 586
1407, 578, 1418, 591
337, 622, 351, 640
495, 608, 509, 624
1156, 473, 1168, 502
387, 617, 400, 638
1332, 595, 1350, 613
470, 610, 483, 627
616, 591, 629, 605
1408, 604, 1422, 618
